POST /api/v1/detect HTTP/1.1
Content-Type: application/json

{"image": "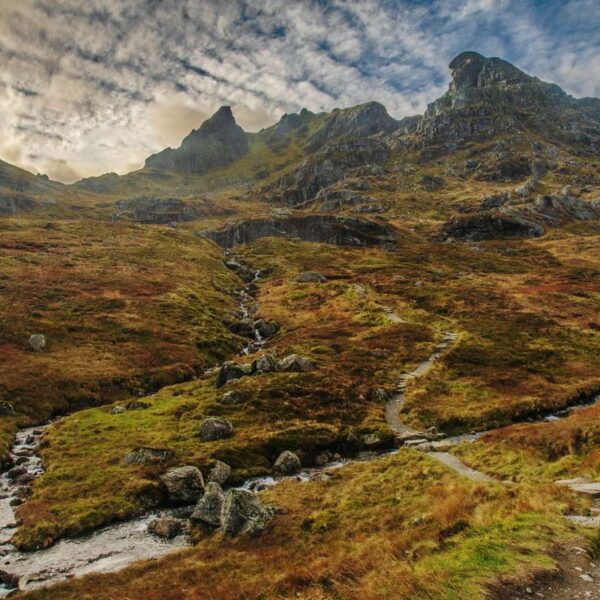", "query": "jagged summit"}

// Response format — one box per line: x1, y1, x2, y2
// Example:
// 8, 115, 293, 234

448, 51, 535, 92
145, 105, 249, 174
